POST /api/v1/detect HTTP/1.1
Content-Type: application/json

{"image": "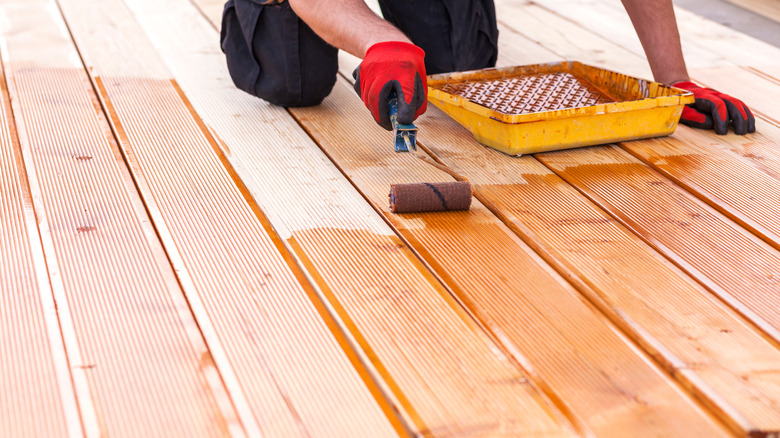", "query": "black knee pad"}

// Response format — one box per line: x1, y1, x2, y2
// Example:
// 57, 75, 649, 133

221, 0, 338, 107
377, 0, 498, 74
